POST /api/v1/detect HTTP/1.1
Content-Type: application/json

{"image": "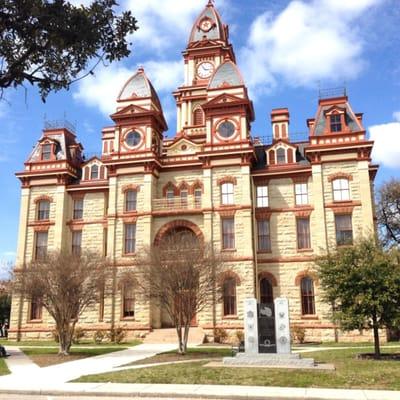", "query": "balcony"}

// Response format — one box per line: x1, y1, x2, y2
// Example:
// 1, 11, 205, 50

152, 196, 202, 211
